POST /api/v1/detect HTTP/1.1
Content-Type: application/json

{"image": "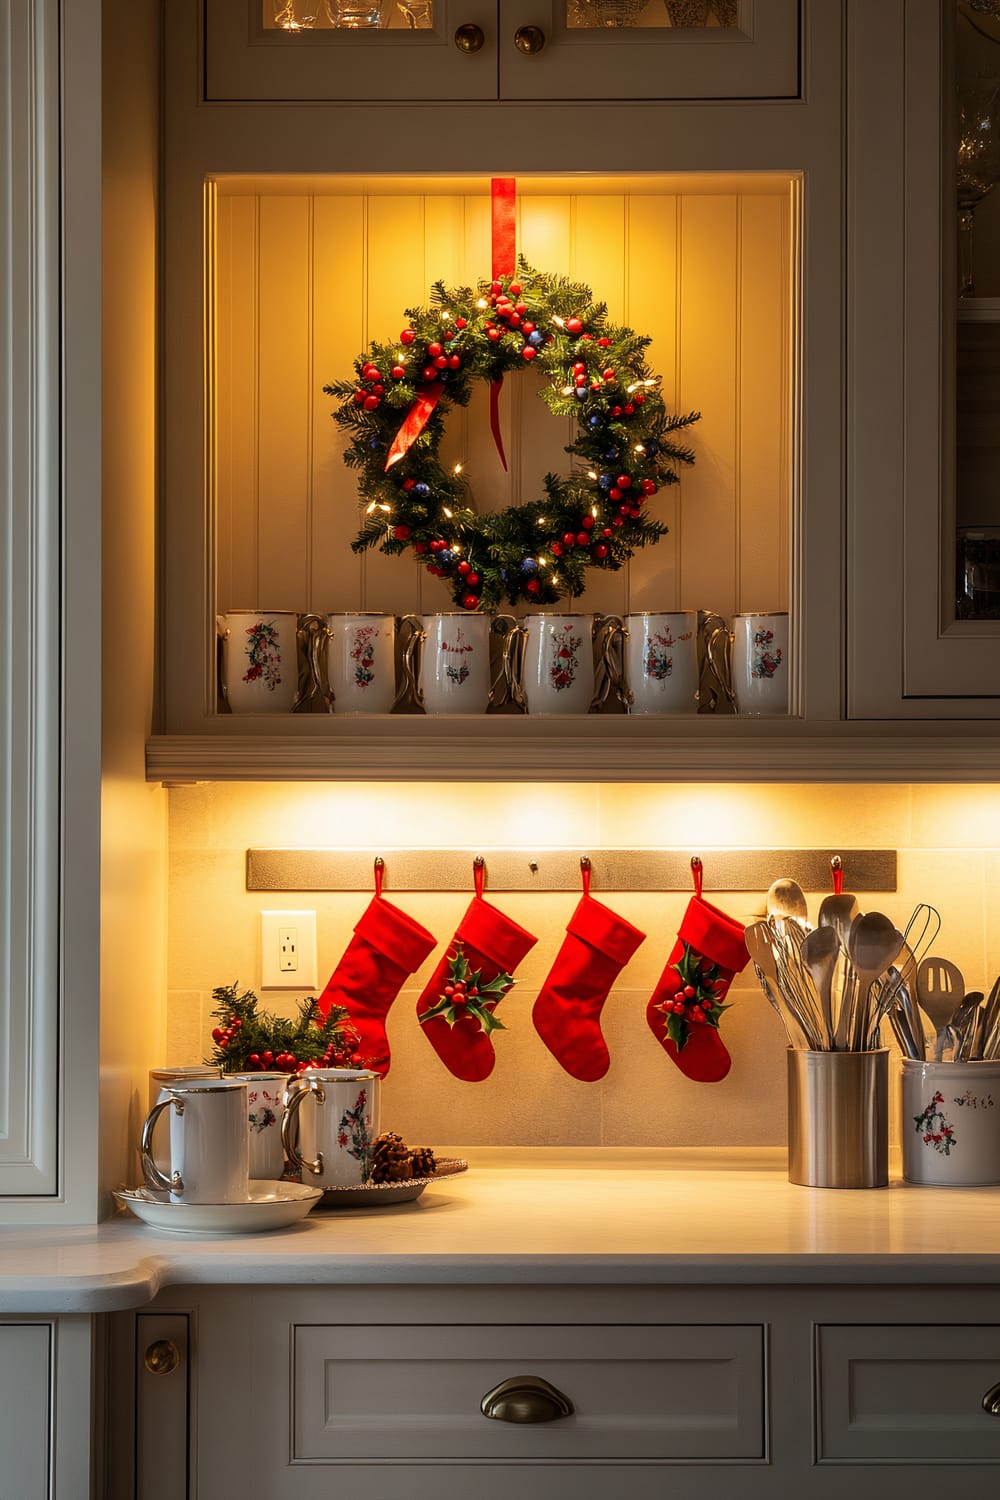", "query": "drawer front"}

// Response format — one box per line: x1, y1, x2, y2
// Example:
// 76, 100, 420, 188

816, 1325, 1000, 1461
293, 1323, 765, 1462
